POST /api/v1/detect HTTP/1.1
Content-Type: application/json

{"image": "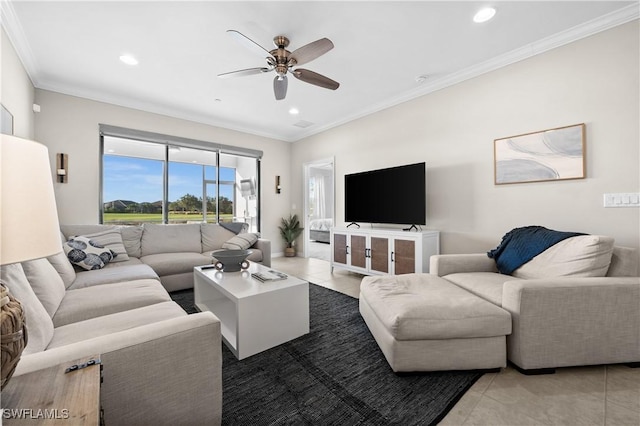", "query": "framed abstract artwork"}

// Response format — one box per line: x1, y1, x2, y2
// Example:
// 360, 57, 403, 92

494, 123, 585, 185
